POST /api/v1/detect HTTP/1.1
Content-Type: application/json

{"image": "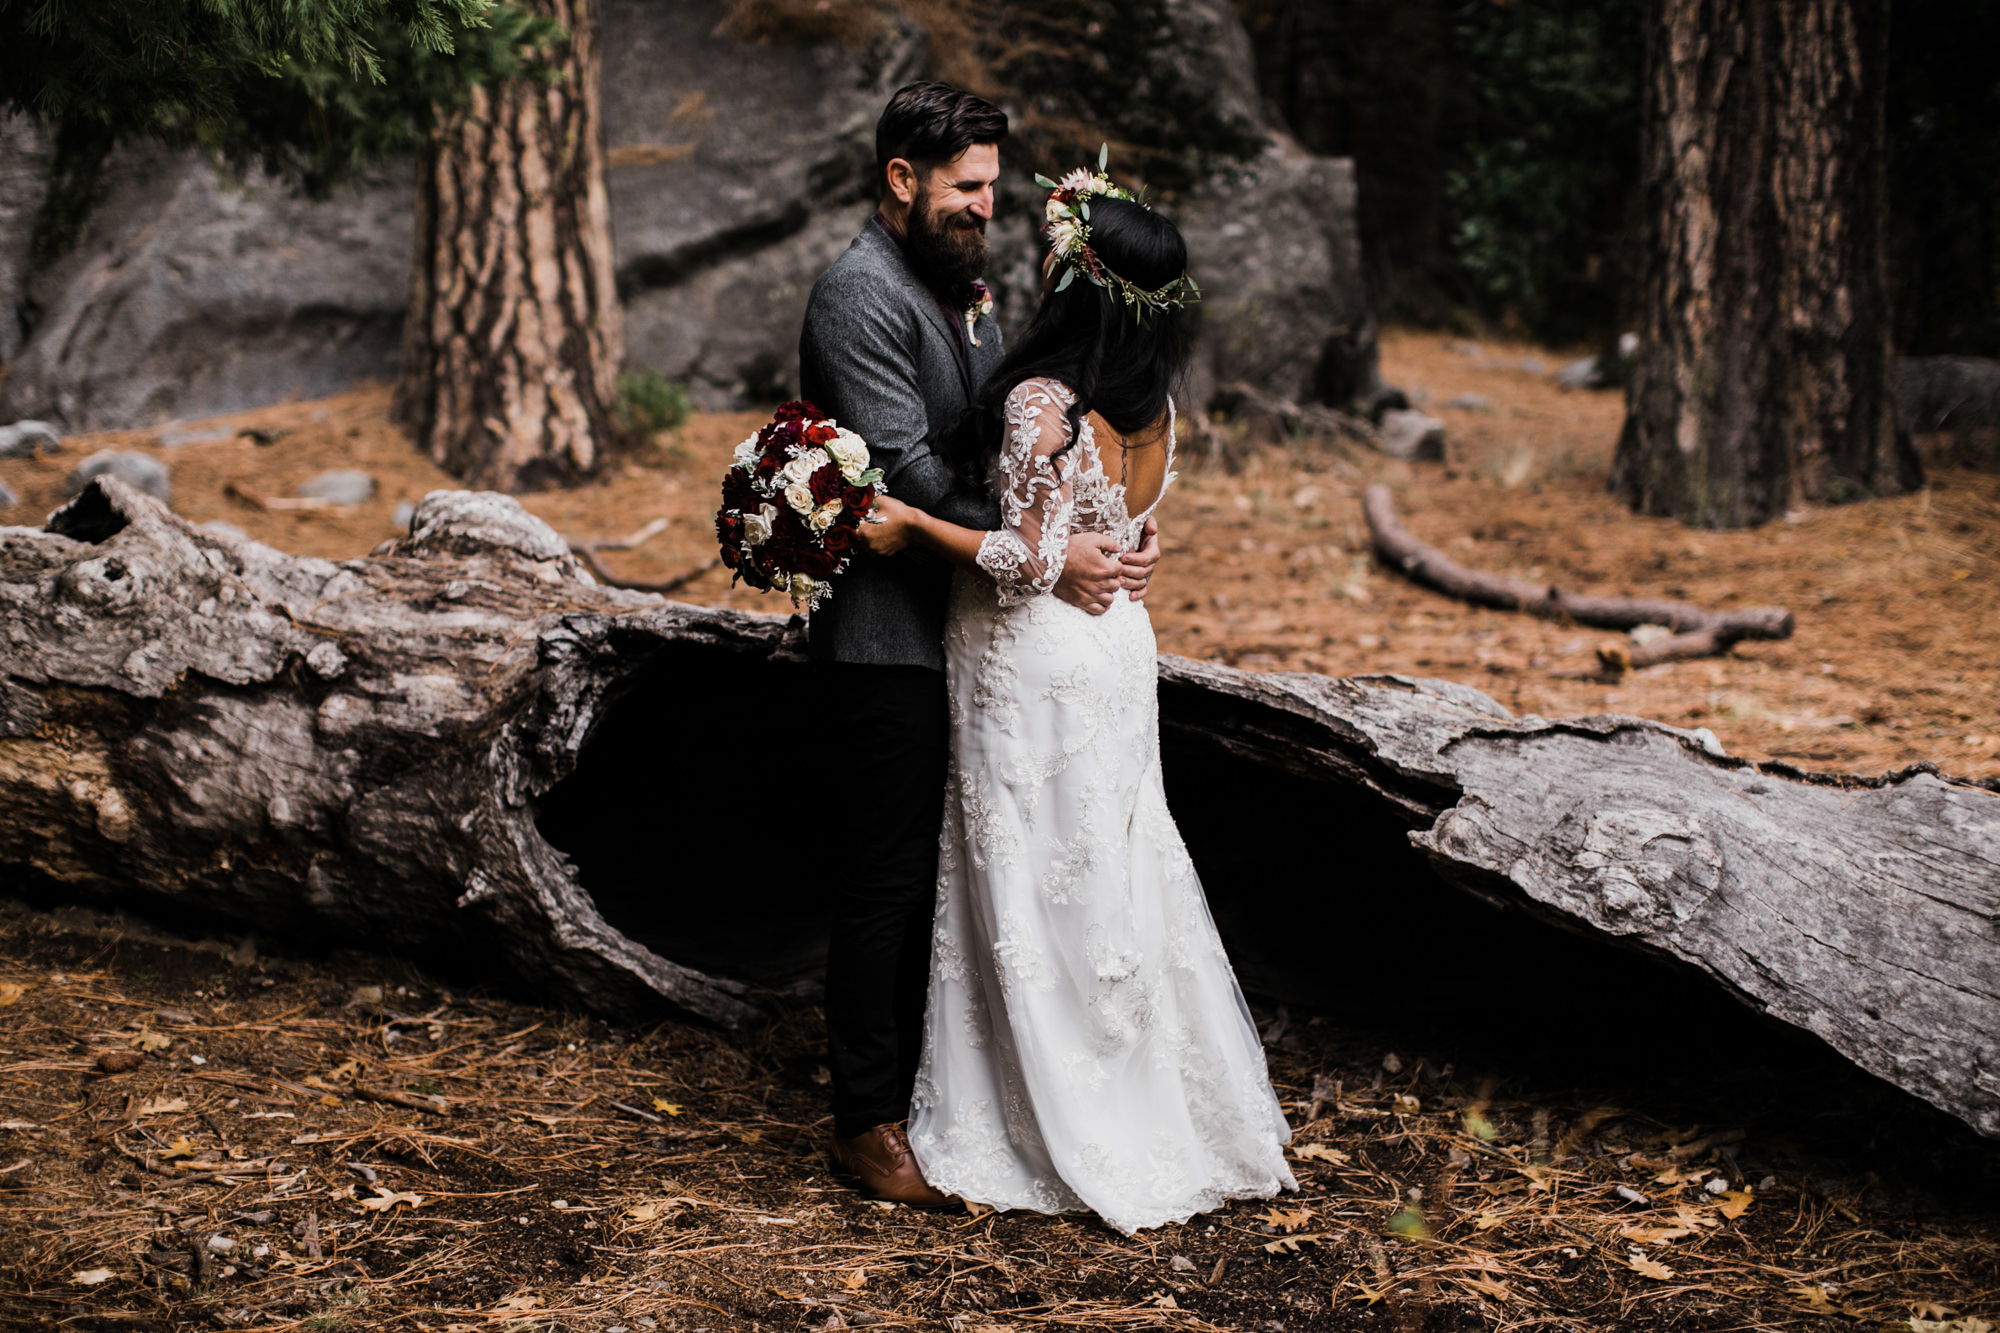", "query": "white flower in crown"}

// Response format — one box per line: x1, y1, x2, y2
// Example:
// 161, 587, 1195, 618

1058, 168, 1096, 194
1048, 217, 1087, 258
1045, 195, 1067, 224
